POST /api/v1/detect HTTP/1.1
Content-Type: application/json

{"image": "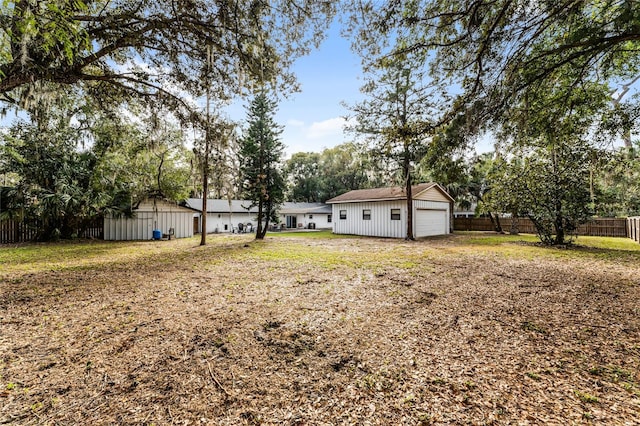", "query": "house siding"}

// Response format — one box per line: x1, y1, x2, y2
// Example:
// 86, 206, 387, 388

200, 212, 333, 233
201, 212, 256, 233
279, 213, 332, 229
186, 199, 332, 233
104, 200, 193, 240
331, 199, 451, 238
332, 201, 406, 238
414, 186, 451, 203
